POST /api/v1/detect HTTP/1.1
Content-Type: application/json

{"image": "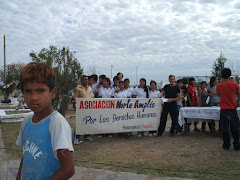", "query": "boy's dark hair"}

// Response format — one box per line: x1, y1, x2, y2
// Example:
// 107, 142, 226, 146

150, 80, 157, 86
113, 76, 119, 81
124, 78, 129, 82
201, 81, 207, 85
19, 62, 56, 91
221, 68, 231, 79
91, 74, 98, 82
177, 79, 183, 84
81, 75, 88, 80
99, 74, 106, 79
119, 81, 124, 84
189, 77, 195, 84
